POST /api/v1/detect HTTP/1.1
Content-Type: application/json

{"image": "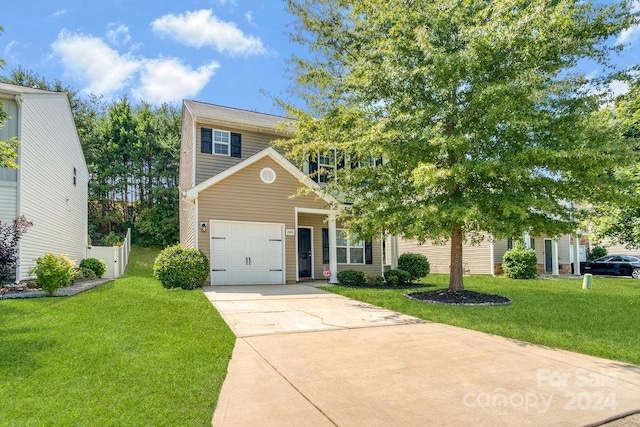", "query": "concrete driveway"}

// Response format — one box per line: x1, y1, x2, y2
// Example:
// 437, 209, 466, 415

204, 285, 640, 427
